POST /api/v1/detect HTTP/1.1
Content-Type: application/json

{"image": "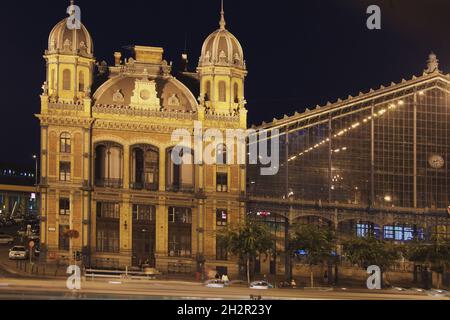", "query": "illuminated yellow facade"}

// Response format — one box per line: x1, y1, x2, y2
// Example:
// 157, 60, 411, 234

37, 2, 248, 275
